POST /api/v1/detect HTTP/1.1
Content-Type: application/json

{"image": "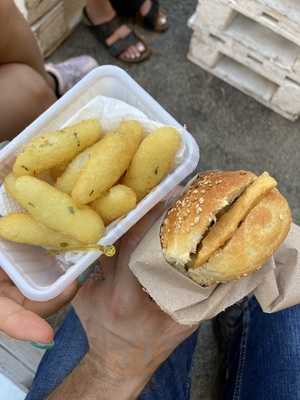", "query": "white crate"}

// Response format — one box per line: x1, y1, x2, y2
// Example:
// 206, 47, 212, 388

0, 66, 200, 301
189, 0, 300, 78
31, 1, 69, 57
188, 32, 300, 120
14, 0, 60, 24
192, 0, 300, 47
191, 22, 300, 87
